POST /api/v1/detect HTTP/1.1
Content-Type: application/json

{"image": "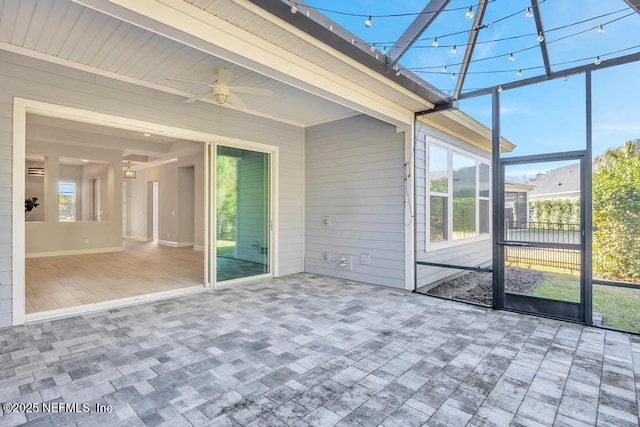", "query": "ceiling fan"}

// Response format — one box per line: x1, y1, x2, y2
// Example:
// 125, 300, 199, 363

172, 68, 272, 109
